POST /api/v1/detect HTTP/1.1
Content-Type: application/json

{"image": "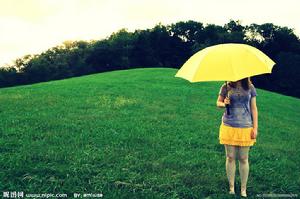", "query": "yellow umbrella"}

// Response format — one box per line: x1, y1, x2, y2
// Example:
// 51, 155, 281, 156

175, 43, 275, 82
